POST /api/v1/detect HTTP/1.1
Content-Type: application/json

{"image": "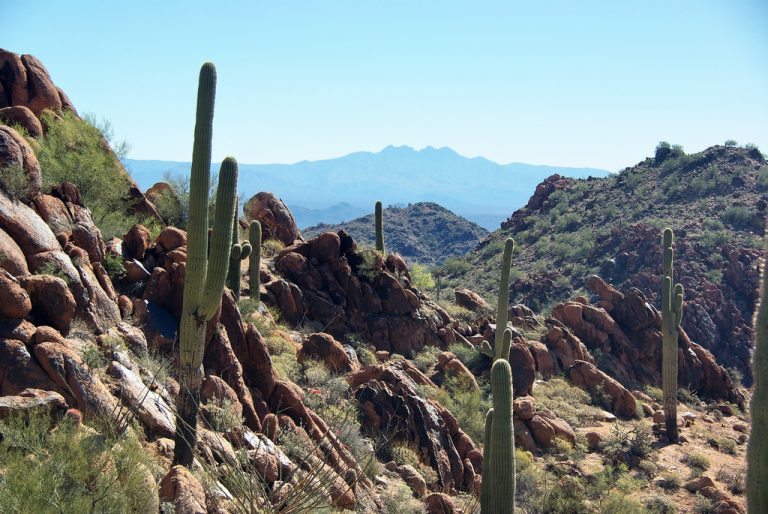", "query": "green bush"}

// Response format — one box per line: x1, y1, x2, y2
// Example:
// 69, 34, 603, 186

422, 376, 488, 444
683, 452, 711, 473
33, 111, 155, 239
0, 163, 30, 201
440, 256, 471, 276
658, 472, 682, 491
721, 206, 752, 229
0, 411, 159, 513
724, 139, 738, 148
412, 346, 440, 373
408, 262, 435, 290
534, 377, 603, 427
